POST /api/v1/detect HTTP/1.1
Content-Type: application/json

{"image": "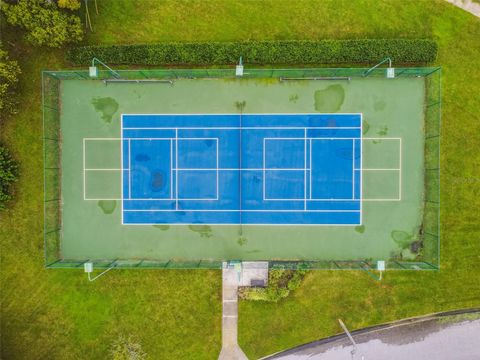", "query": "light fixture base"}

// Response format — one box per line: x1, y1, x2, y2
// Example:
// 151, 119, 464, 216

89, 66, 98, 78
386, 67, 395, 78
